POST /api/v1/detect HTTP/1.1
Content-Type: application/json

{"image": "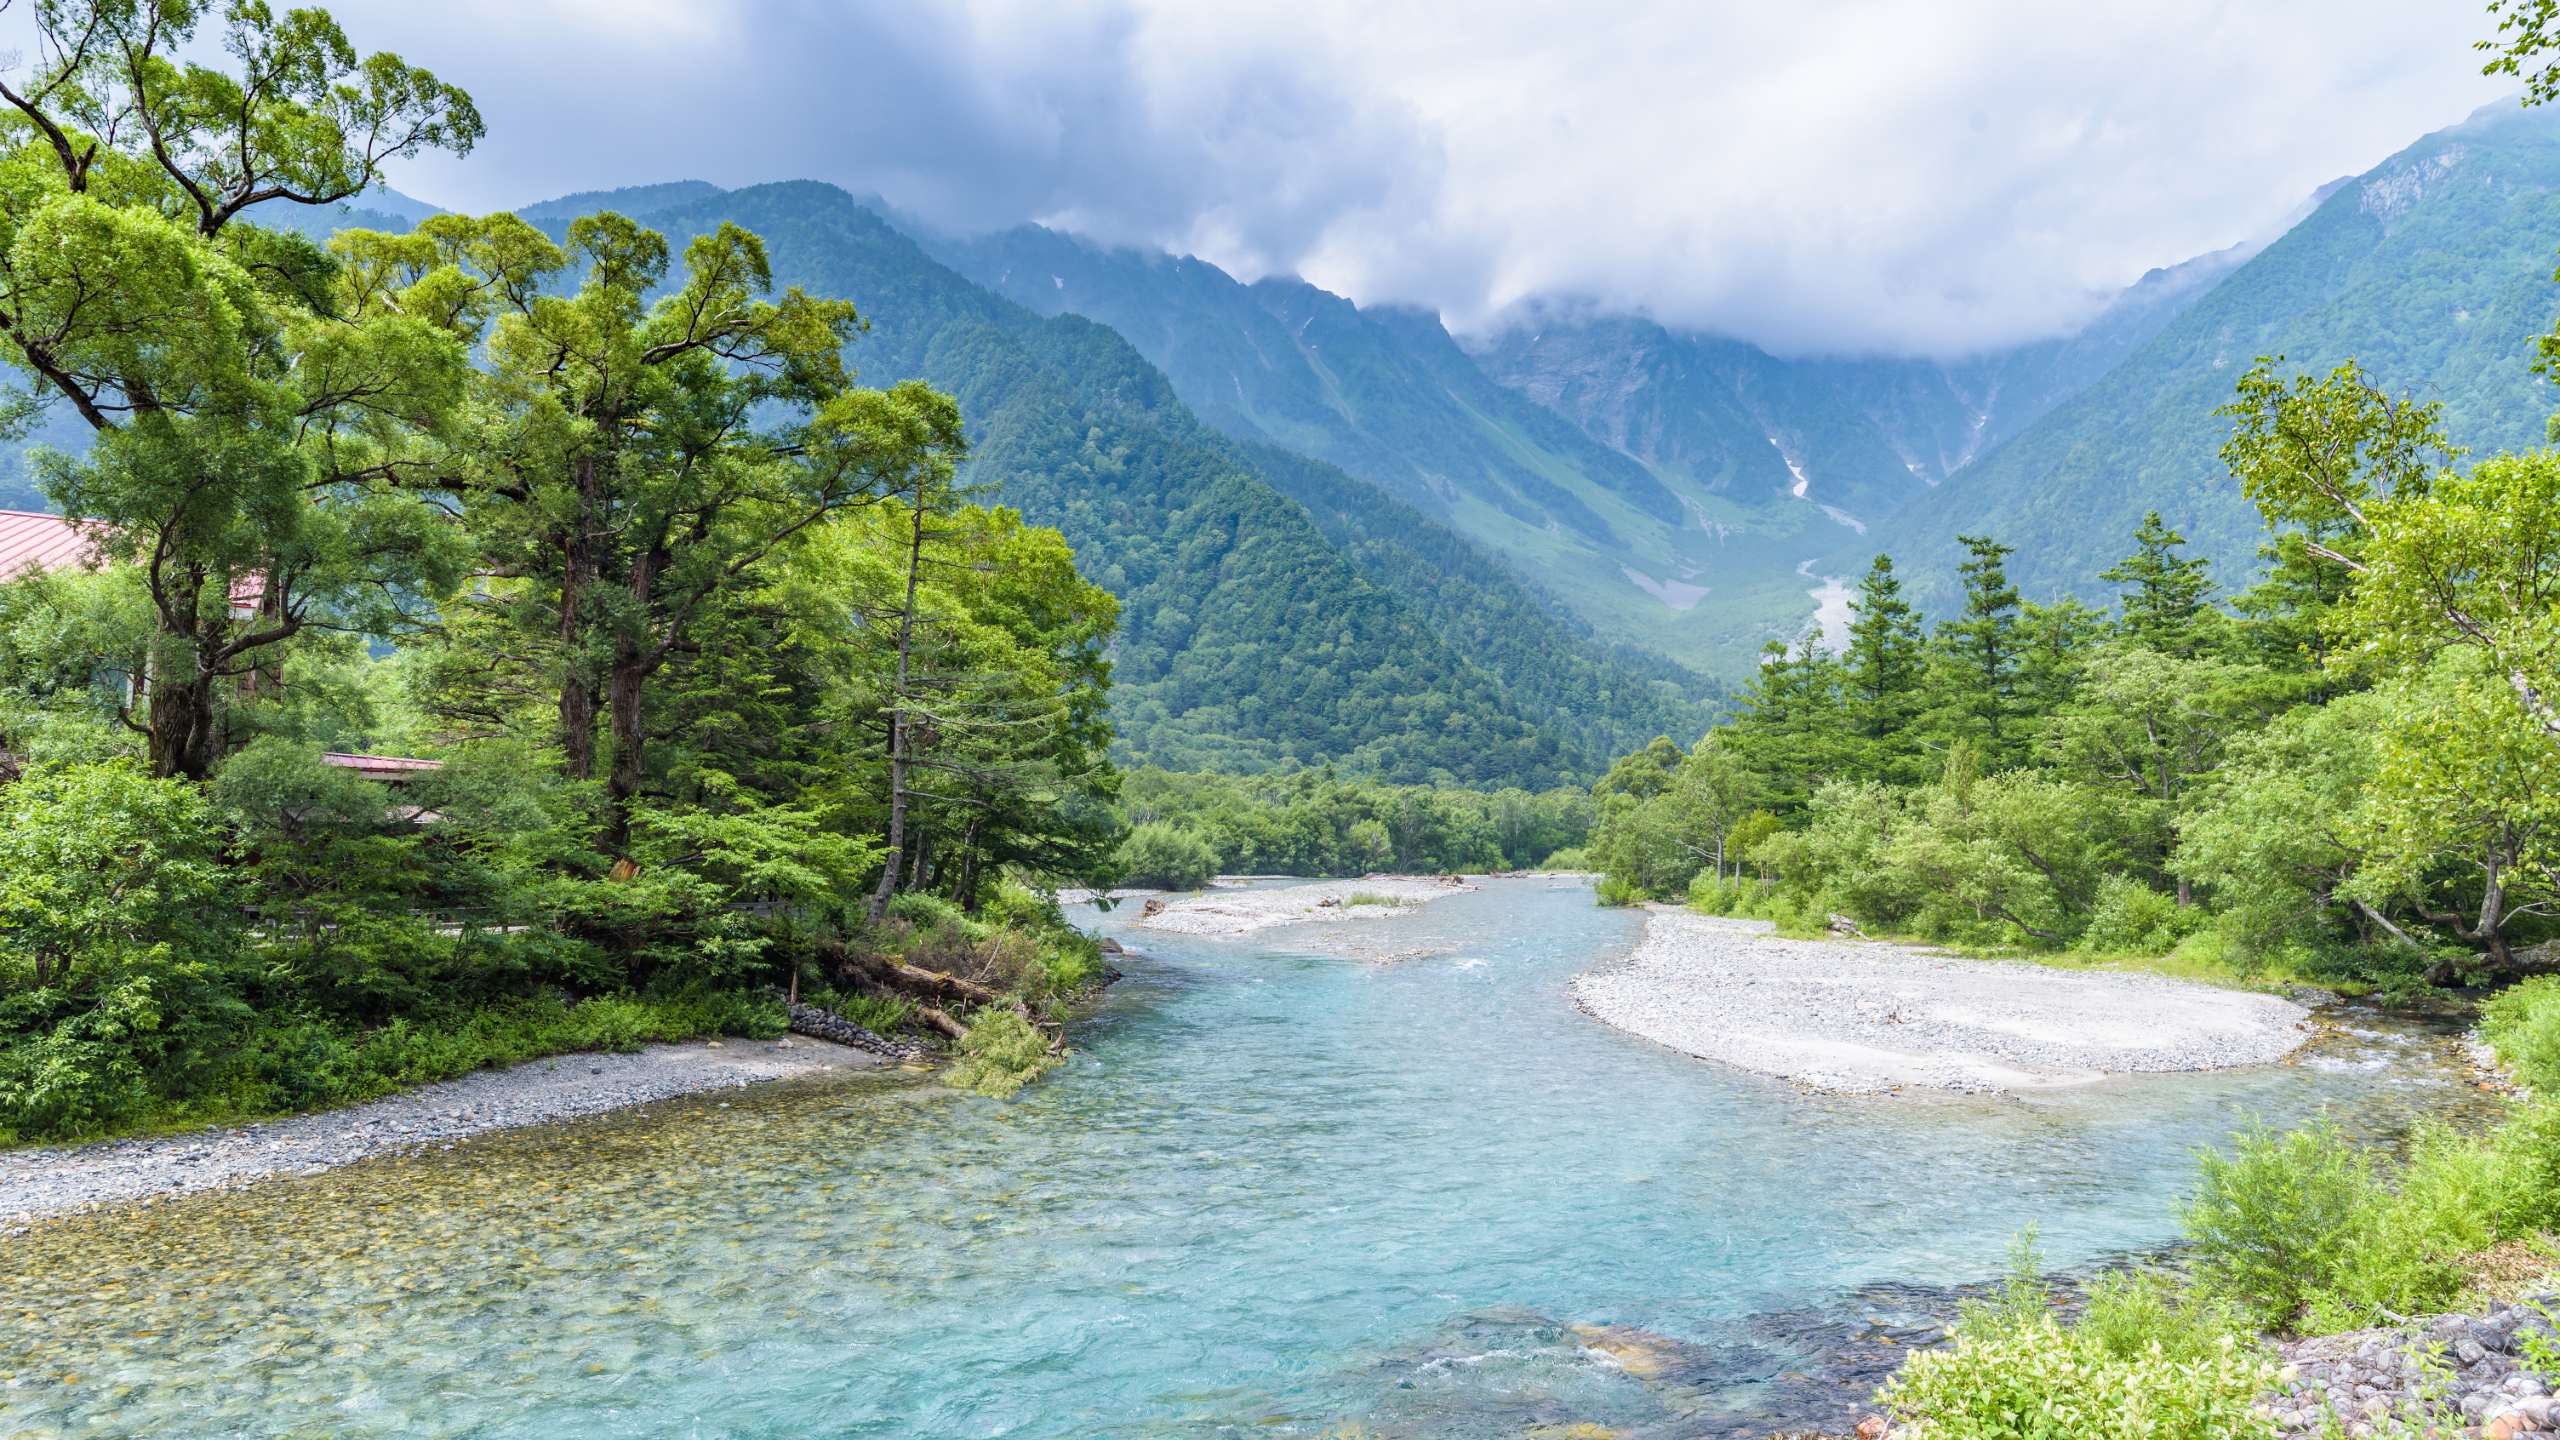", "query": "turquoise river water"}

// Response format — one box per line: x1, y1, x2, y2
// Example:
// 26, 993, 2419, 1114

0, 877, 2488, 1438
